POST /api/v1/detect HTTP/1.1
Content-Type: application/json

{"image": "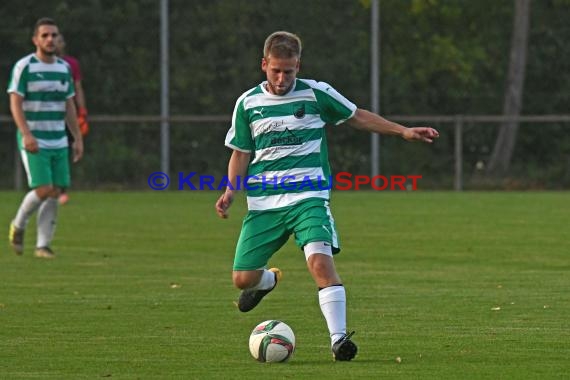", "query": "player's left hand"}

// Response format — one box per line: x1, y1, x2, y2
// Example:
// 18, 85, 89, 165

403, 127, 439, 143
72, 138, 84, 163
